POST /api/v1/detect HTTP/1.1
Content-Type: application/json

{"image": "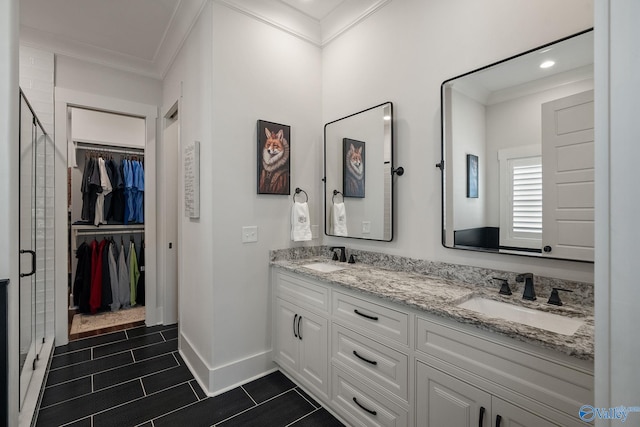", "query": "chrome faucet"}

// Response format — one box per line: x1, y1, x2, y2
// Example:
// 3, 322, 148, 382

516, 273, 536, 301
330, 246, 347, 262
